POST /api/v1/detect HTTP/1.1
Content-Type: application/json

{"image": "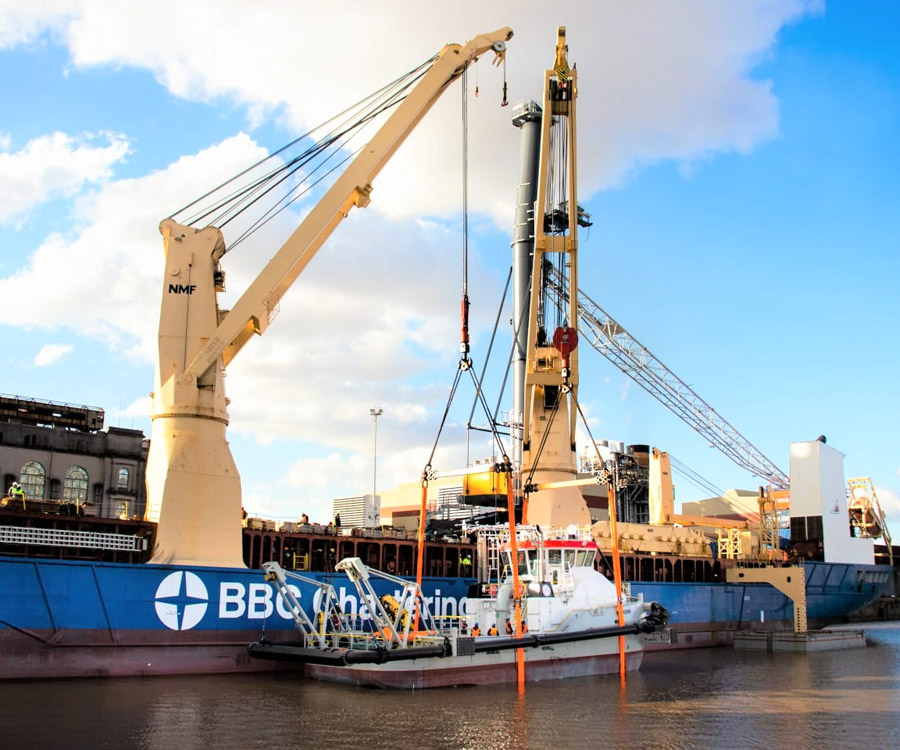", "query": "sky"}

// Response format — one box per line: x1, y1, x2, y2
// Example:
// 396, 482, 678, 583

1, 1, 898, 532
